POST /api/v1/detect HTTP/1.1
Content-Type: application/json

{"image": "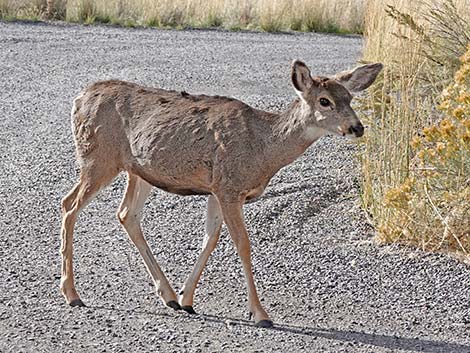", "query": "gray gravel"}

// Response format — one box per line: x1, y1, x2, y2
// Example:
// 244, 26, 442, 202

0, 21, 469, 353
